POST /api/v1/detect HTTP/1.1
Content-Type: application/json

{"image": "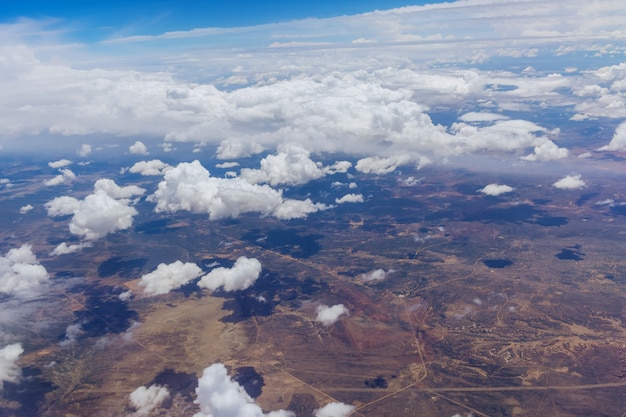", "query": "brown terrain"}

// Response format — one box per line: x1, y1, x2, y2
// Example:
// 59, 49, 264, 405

3, 165, 626, 416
